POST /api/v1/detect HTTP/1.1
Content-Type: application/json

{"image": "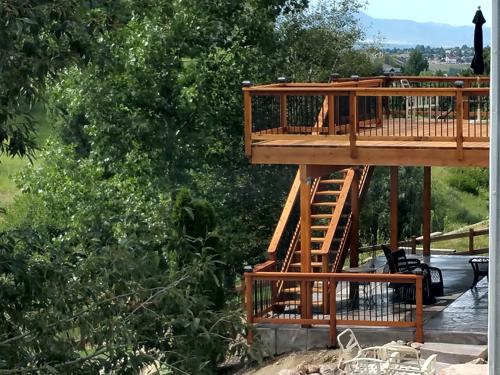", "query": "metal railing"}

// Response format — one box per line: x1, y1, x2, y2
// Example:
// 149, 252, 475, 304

244, 268, 424, 346
243, 76, 490, 159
